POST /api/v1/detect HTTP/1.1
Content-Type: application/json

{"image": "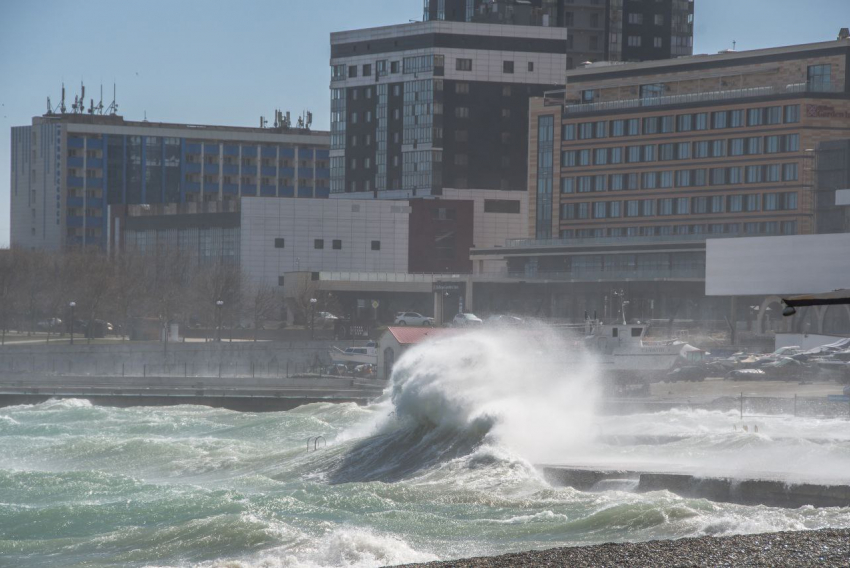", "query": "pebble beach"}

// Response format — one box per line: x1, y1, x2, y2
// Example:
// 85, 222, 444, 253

401, 529, 850, 567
